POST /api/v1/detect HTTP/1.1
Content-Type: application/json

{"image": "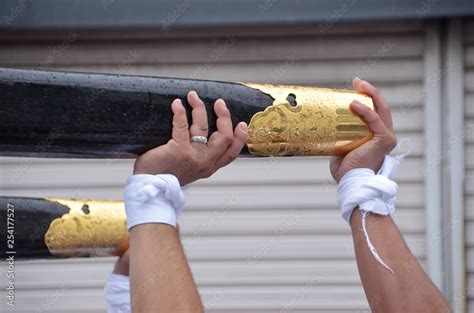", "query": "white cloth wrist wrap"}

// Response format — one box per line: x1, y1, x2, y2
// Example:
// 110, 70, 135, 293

337, 155, 405, 273
124, 174, 185, 230
104, 274, 130, 313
